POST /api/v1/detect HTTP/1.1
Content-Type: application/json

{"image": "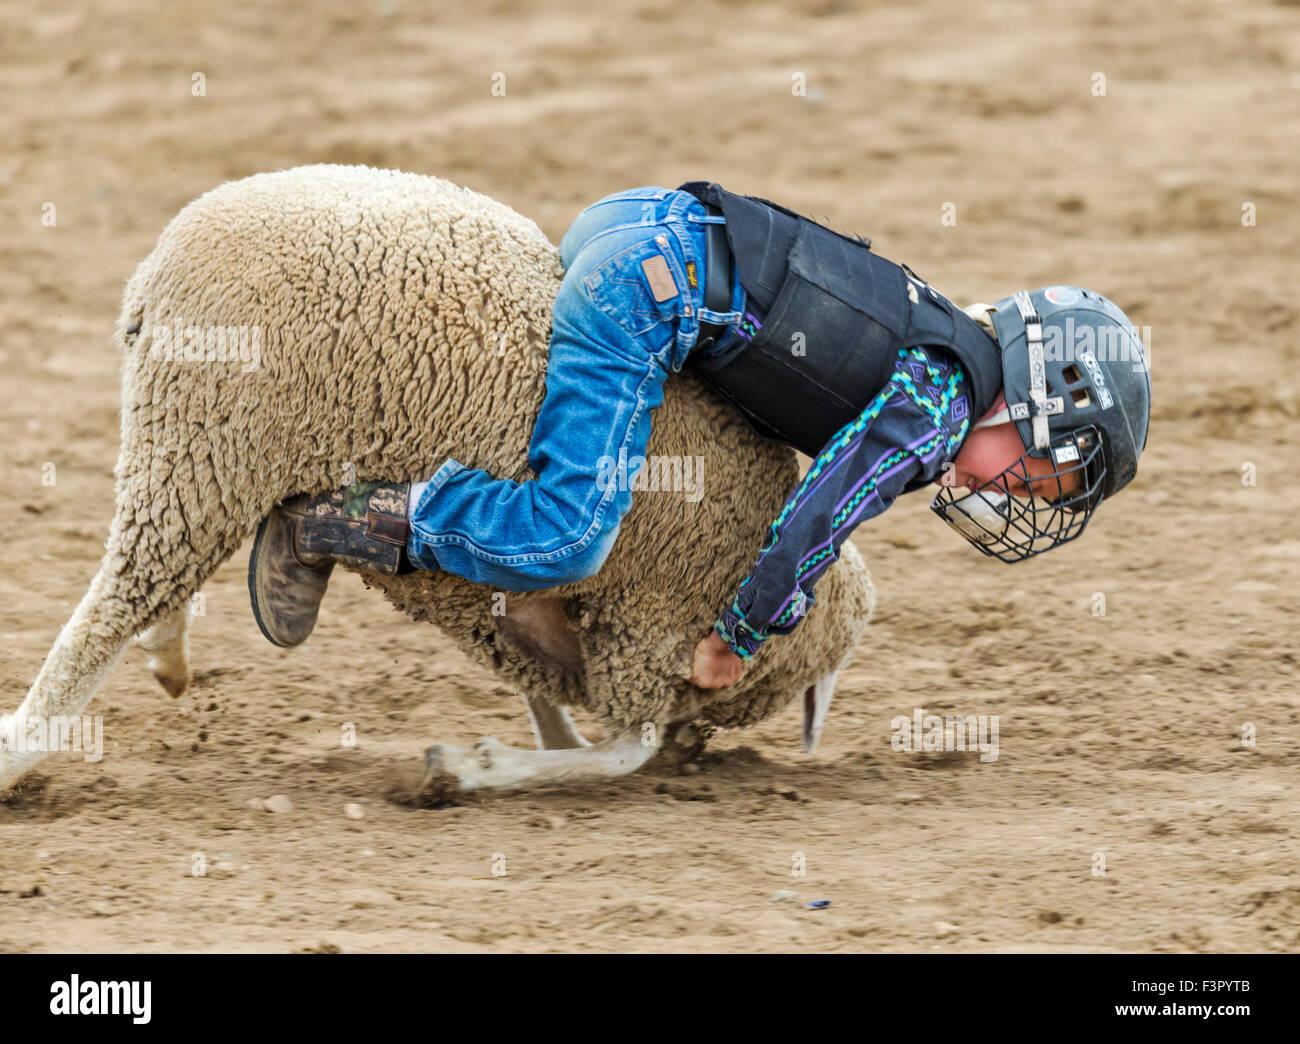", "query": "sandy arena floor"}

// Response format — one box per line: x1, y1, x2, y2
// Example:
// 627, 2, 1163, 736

1, 0, 1298, 952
